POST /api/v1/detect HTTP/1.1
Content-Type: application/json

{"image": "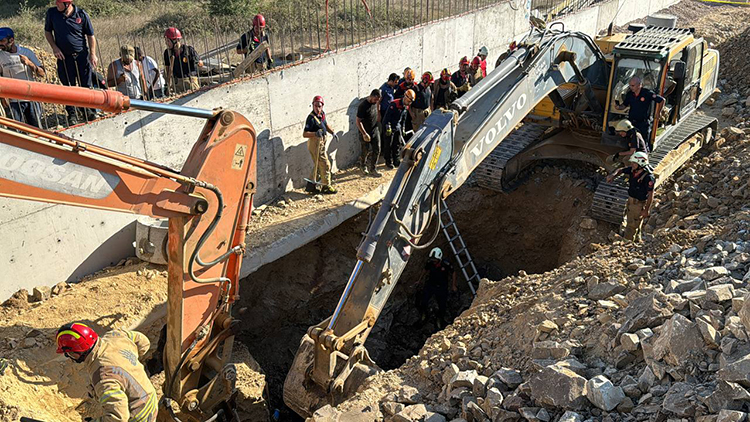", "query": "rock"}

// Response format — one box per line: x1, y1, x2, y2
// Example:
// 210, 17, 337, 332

443, 364, 460, 385
22, 337, 36, 348
424, 413, 446, 422
440, 338, 451, 352
619, 292, 674, 334
537, 320, 558, 333
31, 286, 51, 302
585, 375, 626, 411
310, 405, 341, 421
617, 396, 635, 413
472, 375, 488, 398
463, 401, 487, 422
558, 411, 583, 422
382, 402, 405, 417
397, 385, 422, 404
723, 107, 736, 117
588, 281, 627, 300
494, 368, 523, 389
703, 266, 730, 281
662, 382, 697, 417
393, 404, 429, 422
702, 381, 750, 413
527, 364, 588, 409
638, 365, 657, 392
635, 265, 653, 276
579, 217, 597, 229
620, 333, 640, 351
531, 341, 570, 360
697, 318, 721, 346
718, 354, 750, 387
482, 387, 504, 418
450, 370, 478, 389
707, 284, 735, 302
739, 294, 750, 334
51, 281, 67, 296
651, 313, 704, 366
716, 410, 747, 422
708, 196, 721, 208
